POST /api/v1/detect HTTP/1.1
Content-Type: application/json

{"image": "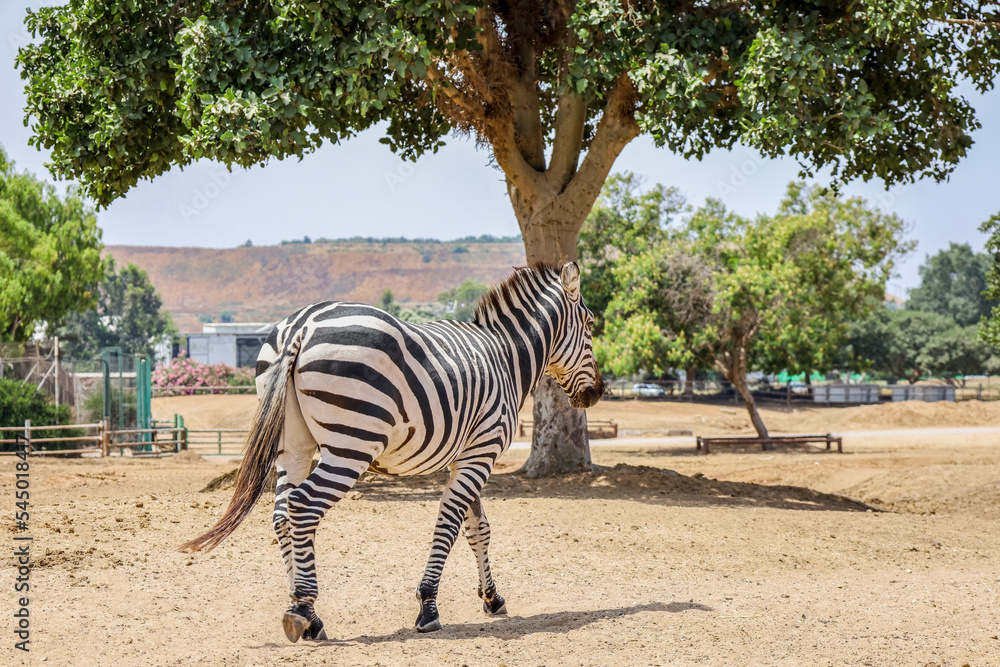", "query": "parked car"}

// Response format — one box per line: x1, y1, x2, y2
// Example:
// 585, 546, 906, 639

788, 381, 810, 394
632, 383, 666, 397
